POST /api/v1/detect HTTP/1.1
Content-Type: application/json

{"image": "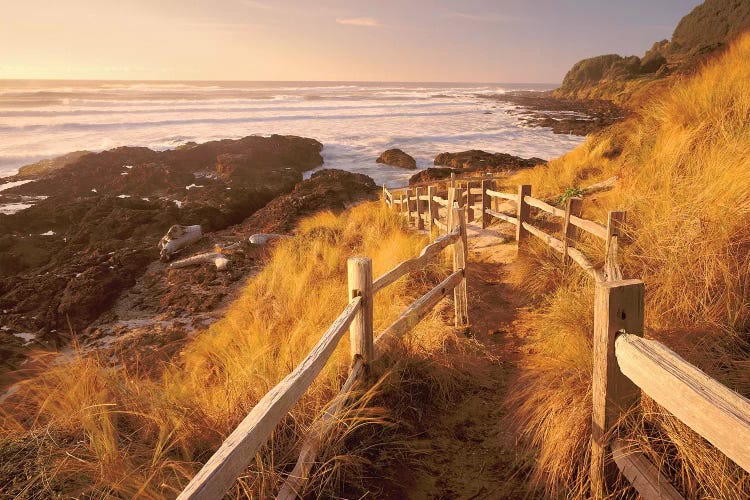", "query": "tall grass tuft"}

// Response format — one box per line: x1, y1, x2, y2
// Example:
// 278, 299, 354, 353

0, 202, 457, 498
507, 33, 750, 498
